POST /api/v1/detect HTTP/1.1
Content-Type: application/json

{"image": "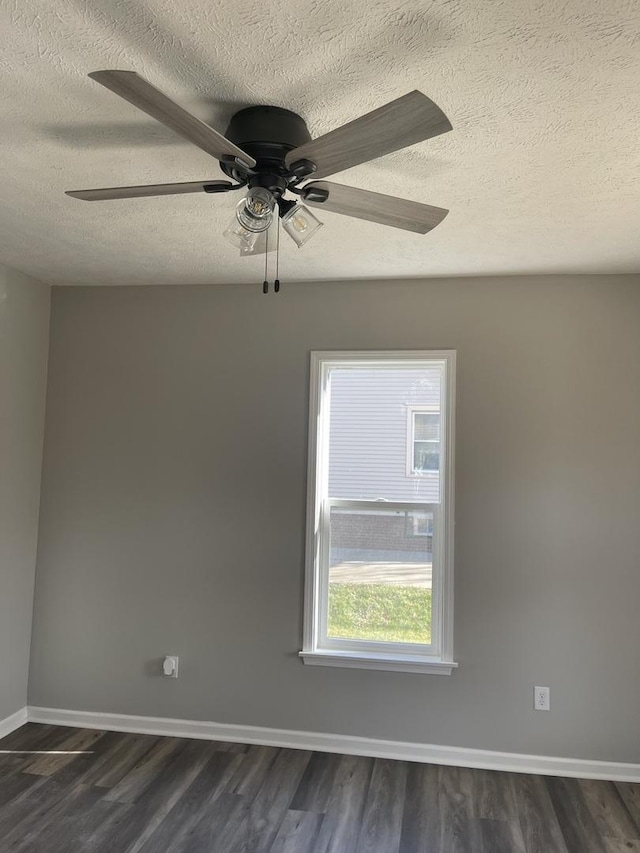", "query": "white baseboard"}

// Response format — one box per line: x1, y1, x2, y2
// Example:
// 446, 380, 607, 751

27, 705, 640, 783
0, 707, 28, 741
